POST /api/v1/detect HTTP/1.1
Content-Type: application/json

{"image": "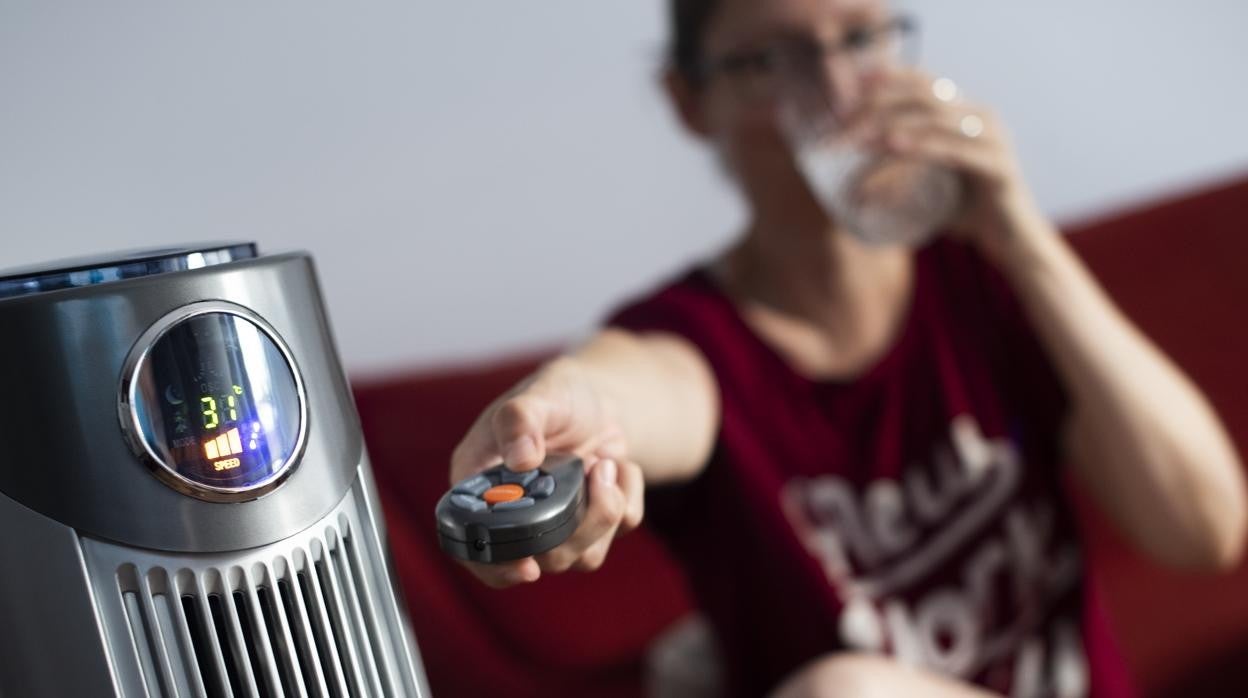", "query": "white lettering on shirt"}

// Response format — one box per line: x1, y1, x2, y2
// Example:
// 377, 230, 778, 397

780, 415, 1087, 695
